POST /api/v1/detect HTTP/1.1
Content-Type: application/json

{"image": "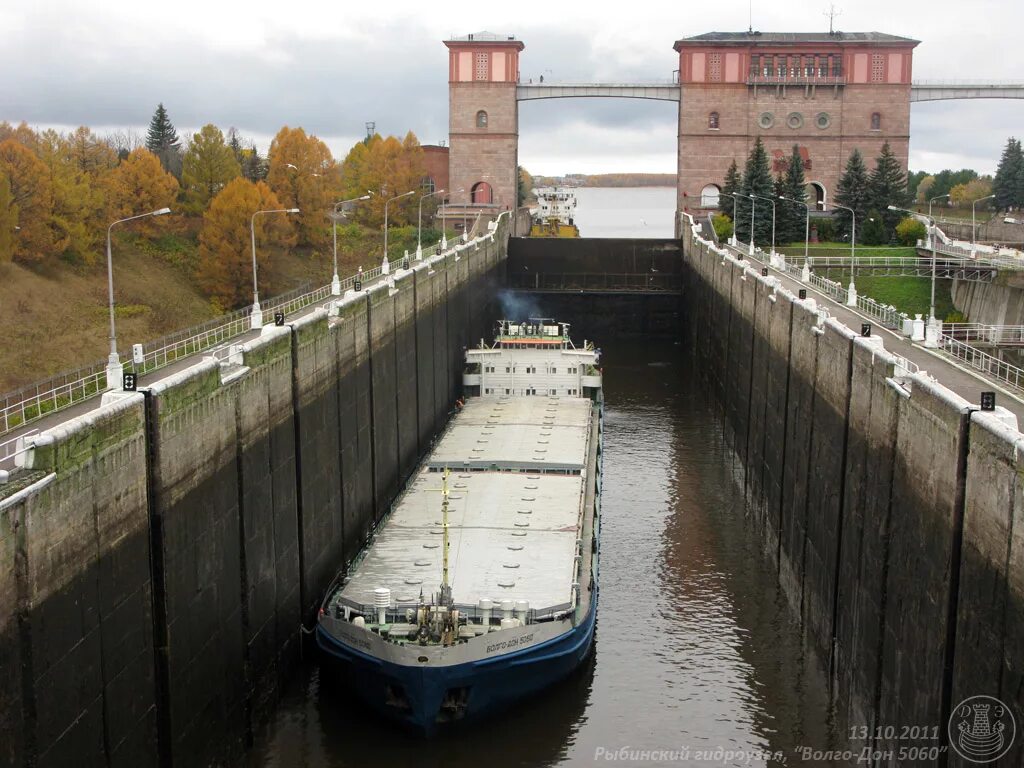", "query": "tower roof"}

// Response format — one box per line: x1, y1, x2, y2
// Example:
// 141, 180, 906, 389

446, 31, 523, 47
674, 31, 919, 49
